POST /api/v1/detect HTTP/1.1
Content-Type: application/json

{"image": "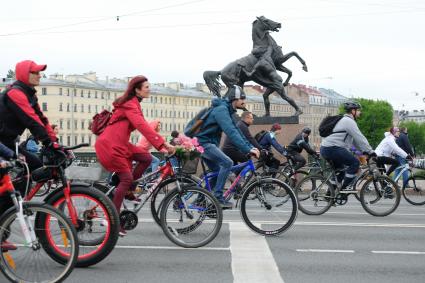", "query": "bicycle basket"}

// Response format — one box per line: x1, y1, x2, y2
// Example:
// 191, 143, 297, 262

179, 152, 200, 174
